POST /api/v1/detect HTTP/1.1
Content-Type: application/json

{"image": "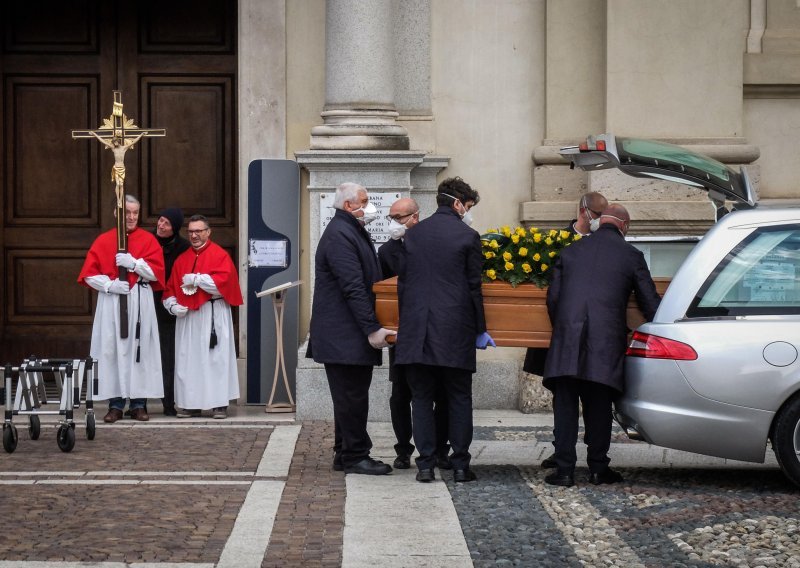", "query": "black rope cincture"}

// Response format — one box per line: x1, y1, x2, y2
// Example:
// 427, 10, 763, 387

209, 298, 218, 349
